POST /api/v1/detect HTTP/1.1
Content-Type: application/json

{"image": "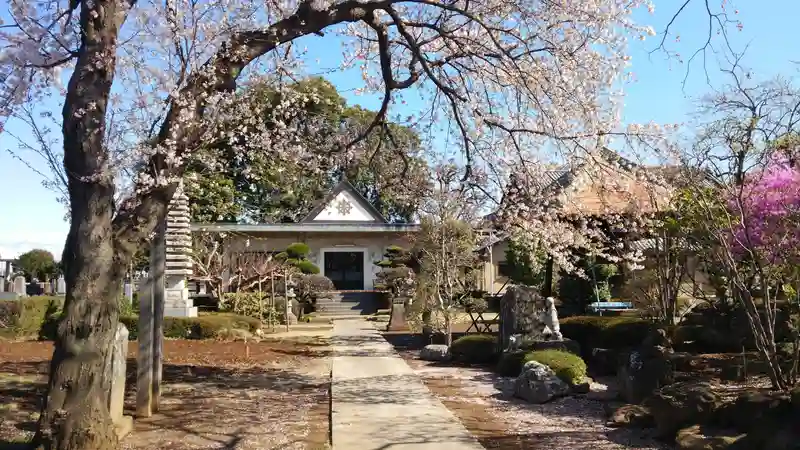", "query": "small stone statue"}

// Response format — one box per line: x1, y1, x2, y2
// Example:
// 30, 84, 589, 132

541, 297, 562, 341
